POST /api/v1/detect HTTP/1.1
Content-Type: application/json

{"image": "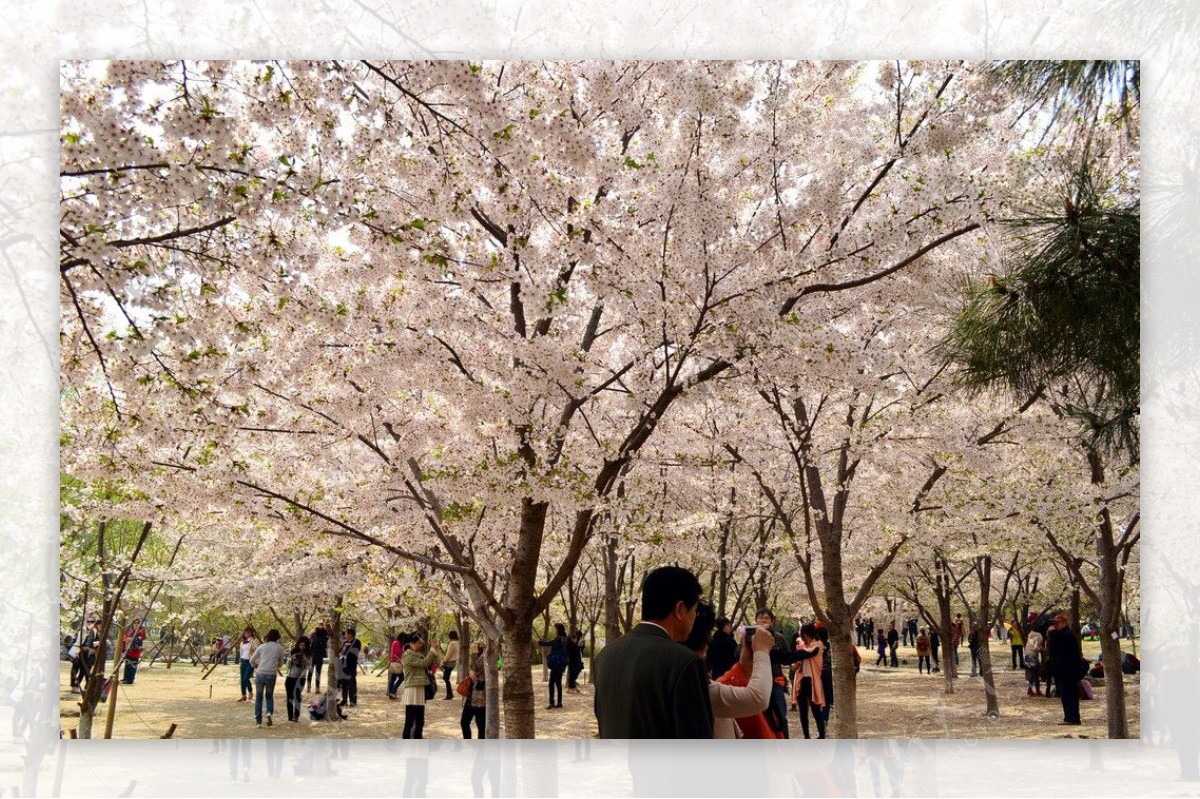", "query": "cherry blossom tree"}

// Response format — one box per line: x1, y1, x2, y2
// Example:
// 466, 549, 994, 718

62, 59, 1071, 736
